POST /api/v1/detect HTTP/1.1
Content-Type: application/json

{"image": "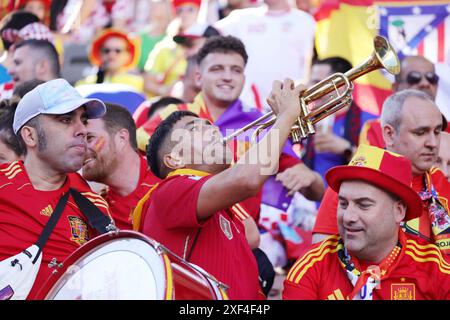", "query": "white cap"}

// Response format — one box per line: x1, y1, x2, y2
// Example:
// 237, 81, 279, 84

14, 78, 106, 134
